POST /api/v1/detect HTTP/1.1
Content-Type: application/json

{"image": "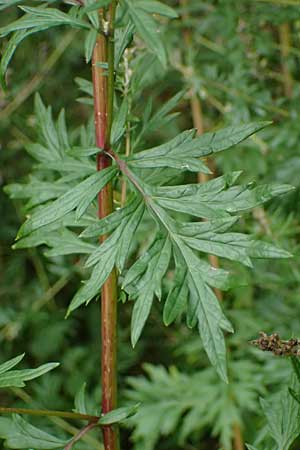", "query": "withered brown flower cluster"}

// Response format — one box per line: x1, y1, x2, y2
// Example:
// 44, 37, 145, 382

250, 332, 300, 357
